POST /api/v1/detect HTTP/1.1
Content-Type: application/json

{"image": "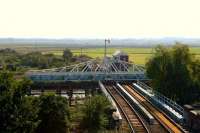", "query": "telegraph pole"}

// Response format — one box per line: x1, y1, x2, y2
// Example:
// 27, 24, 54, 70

104, 39, 110, 58
80, 48, 83, 56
